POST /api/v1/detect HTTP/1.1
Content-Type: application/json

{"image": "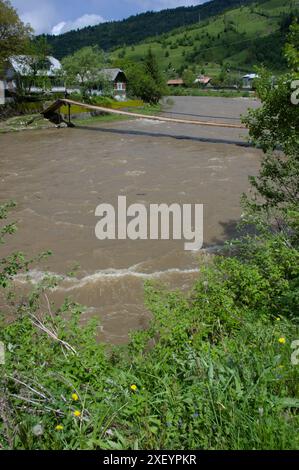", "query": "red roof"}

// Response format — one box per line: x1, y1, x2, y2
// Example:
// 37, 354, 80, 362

167, 78, 184, 85
195, 76, 212, 84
